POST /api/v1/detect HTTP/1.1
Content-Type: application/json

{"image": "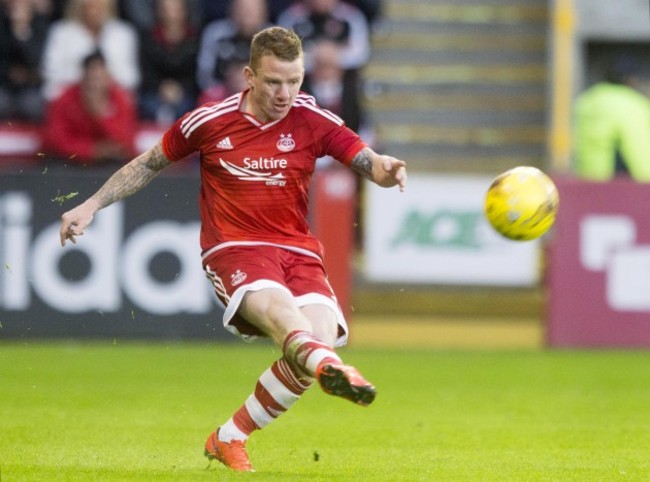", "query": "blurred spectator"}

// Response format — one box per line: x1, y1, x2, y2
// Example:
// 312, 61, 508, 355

348, 0, 382, 27
43, 50, 136, 165
277, 0, 371, 73
198, 0, 229, 24
35, 0, 67, 19
200, 0, 292, 25
197, 58, 247, 105
302, 40, 362, 132
266, 0, 294, 24
118, 0, 201, 31
138, 0, 199, 125
0, 0, 50, 121
41, 0, 139, 100
574, 57, 650, 182
277, 0, 370, 132
196, 0, 271, 96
